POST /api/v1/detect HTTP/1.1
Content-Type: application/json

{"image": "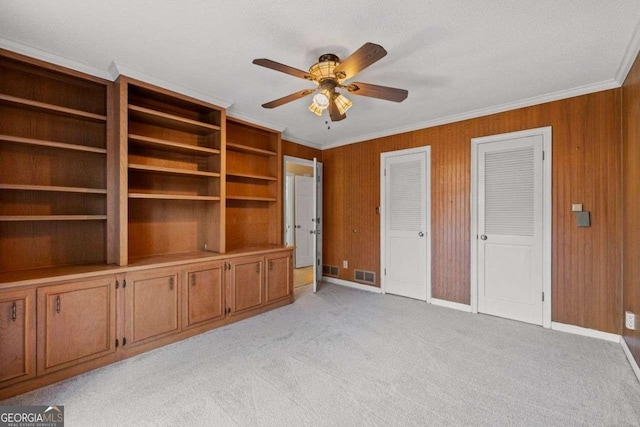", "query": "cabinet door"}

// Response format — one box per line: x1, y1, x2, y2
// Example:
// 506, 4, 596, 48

265, 251, 292, 303
37, 277, 116, 375
0, 289, 36, 387
228, 255, 264, 314
183, 261, 225, 328
124, 268, 179, 348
